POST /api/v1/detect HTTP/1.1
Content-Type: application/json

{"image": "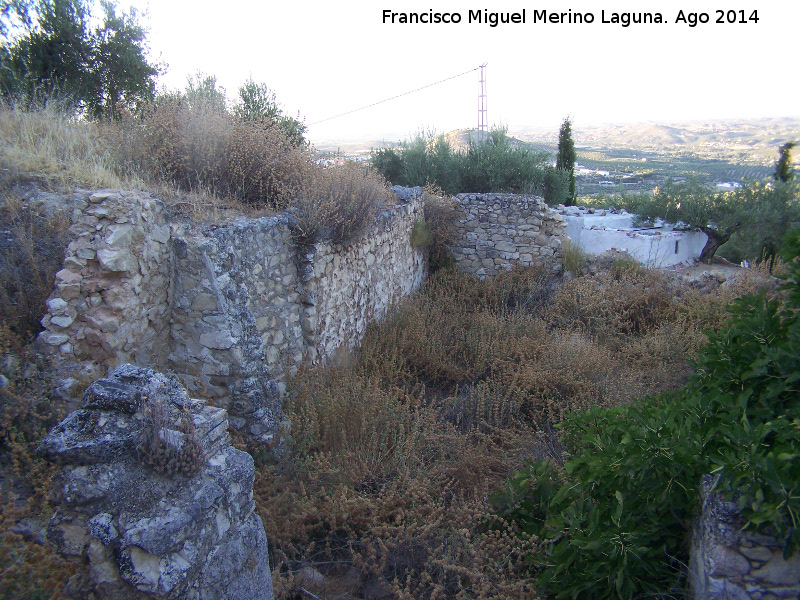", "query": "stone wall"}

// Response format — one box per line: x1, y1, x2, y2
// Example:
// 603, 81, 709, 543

37, 364, 273, 600
690, 475, 800, 600
39, 189, 426, 439
302, 202, 426, 361
450, 193, 567, 278
38, 190, 172, 386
